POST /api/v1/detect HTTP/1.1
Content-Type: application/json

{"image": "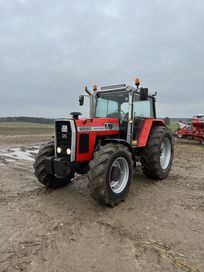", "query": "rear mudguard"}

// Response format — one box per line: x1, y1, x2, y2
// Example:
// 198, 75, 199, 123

137, 119, 166, 147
